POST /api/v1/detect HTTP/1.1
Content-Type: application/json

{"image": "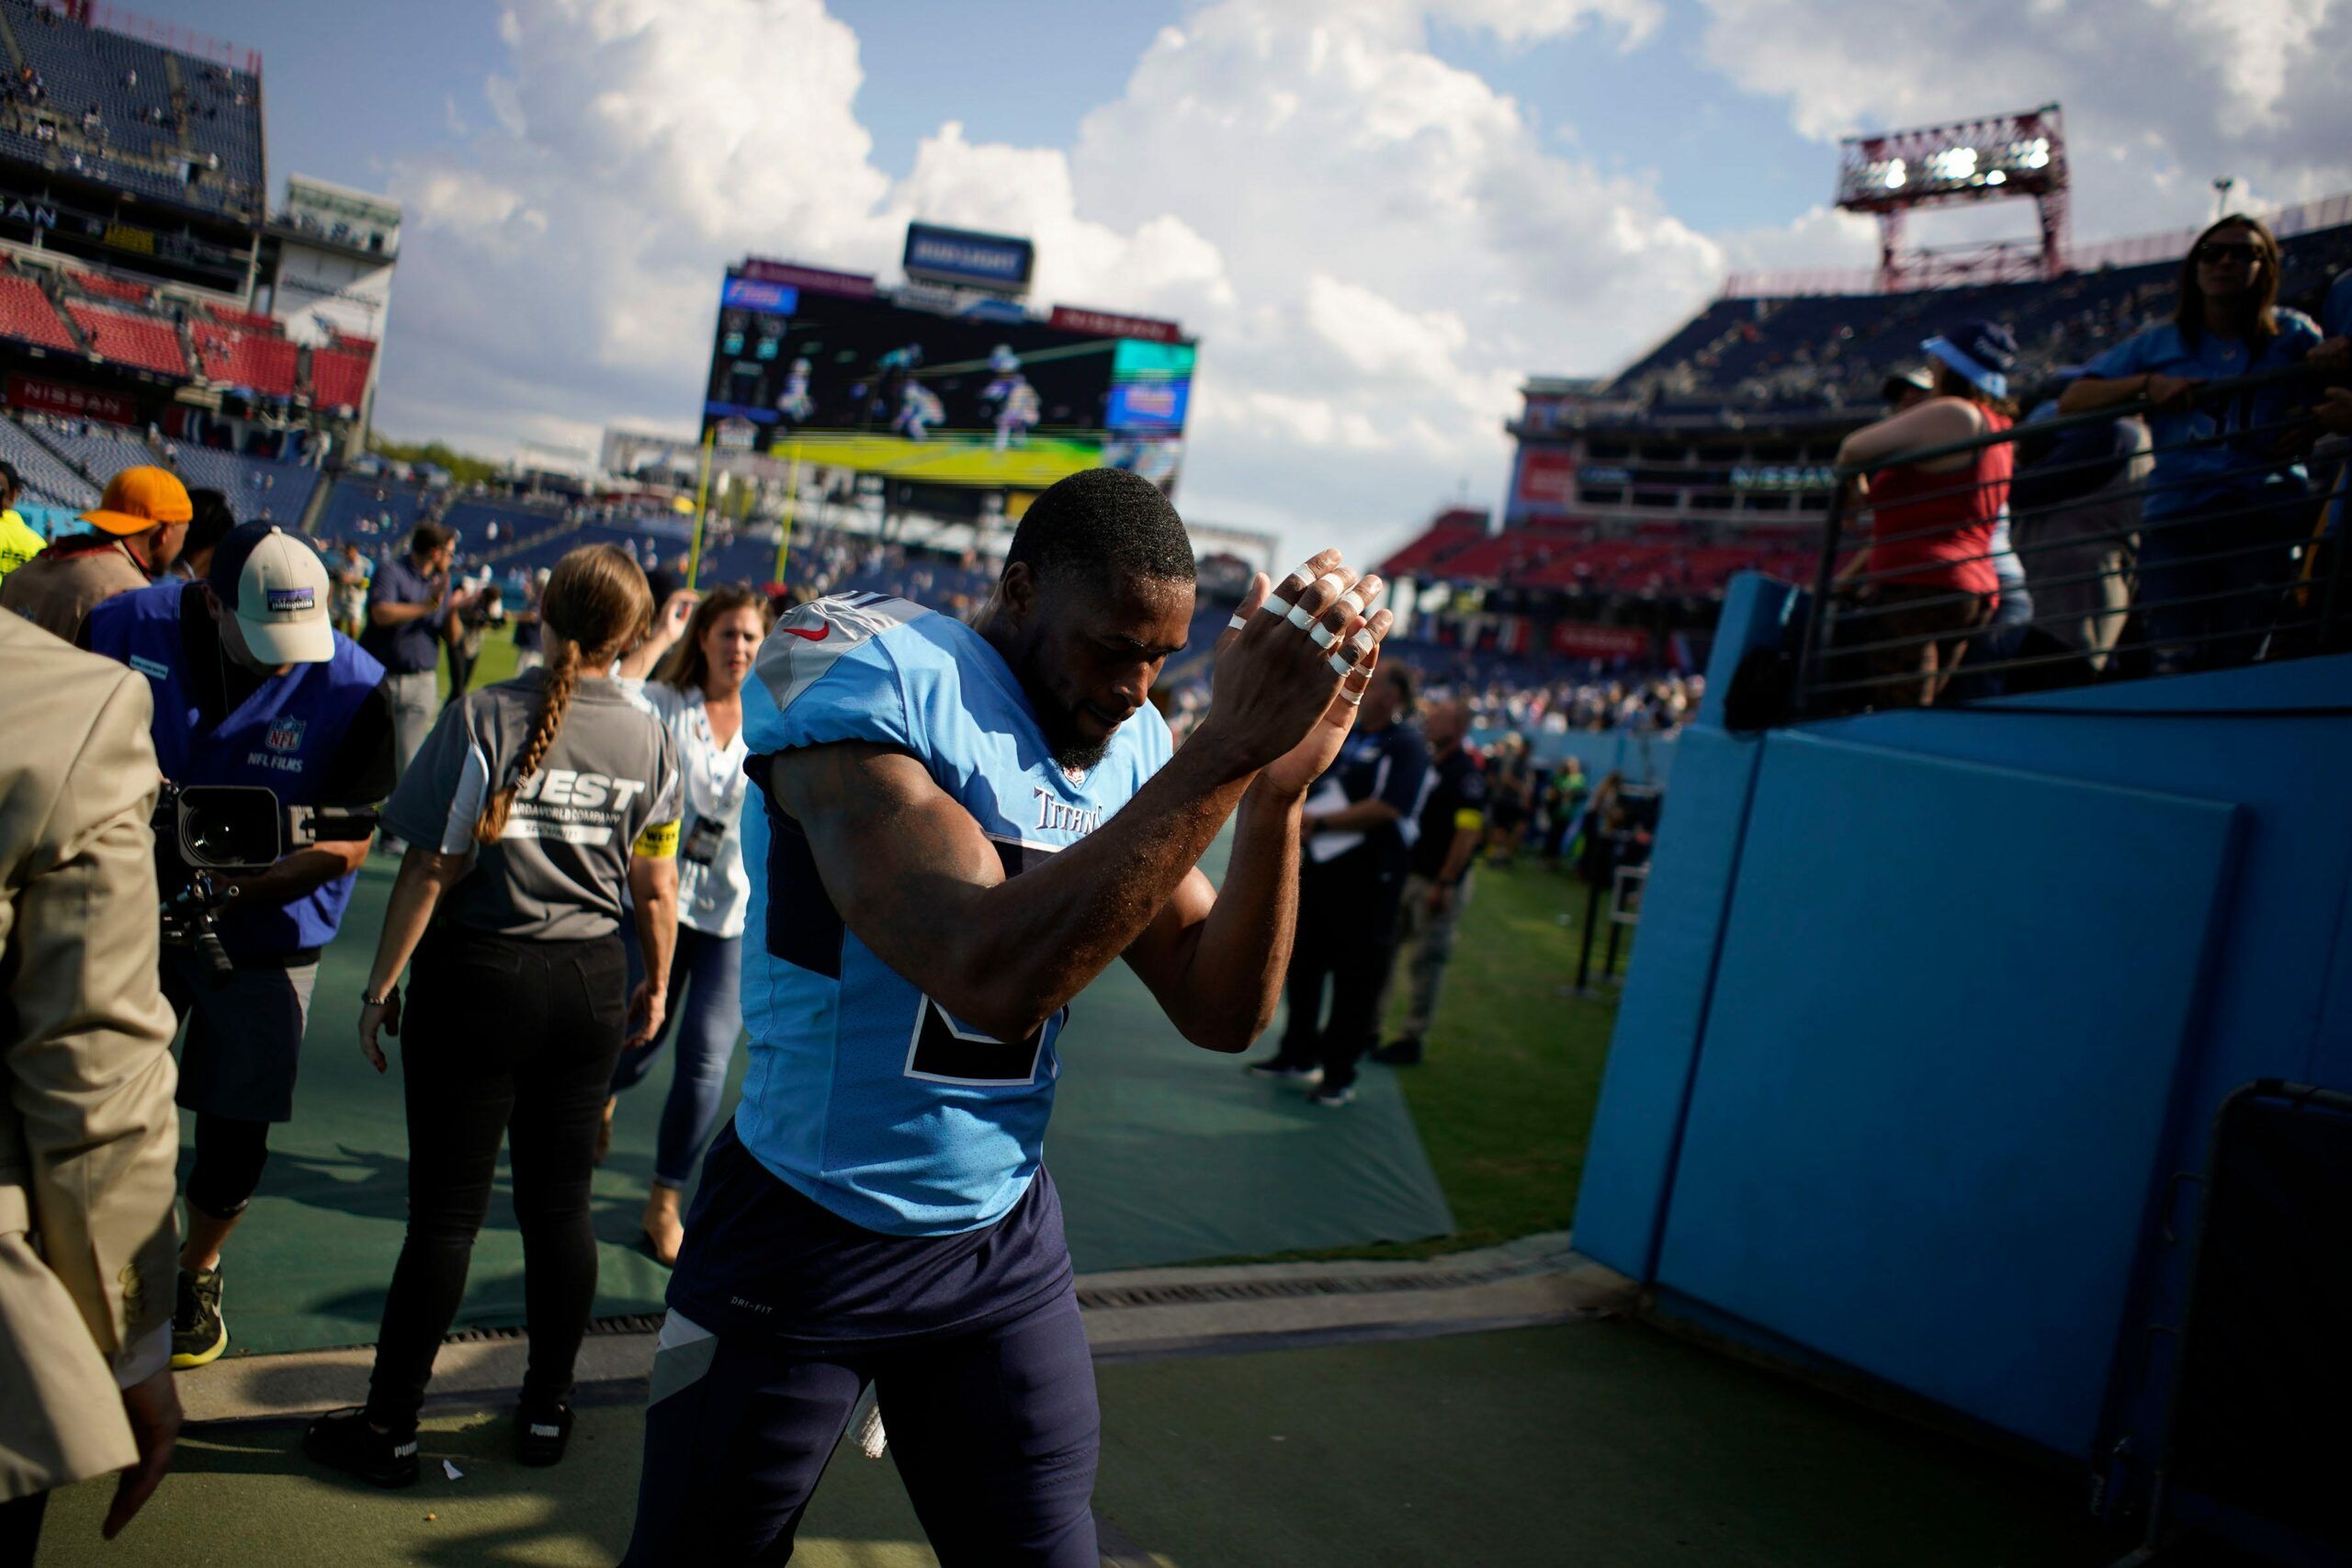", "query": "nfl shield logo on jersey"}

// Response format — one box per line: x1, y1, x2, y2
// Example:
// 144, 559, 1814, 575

266, 716, 307, 753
